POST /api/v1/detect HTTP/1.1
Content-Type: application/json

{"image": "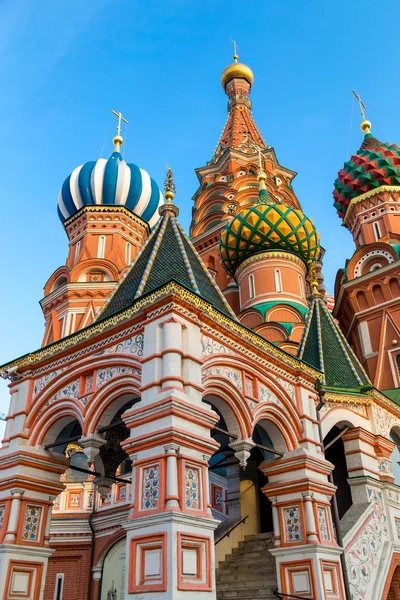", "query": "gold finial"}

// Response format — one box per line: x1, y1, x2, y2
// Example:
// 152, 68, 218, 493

230, 38, 239, 62
352, 90, 371, 135
164, 165, 176, 203
111, 110, 129, 151
308, 261, 320, 296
